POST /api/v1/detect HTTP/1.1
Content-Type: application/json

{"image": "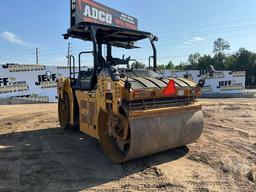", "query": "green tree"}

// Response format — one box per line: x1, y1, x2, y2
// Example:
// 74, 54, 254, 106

175, 62, 186, 70
224, 55, 237, 70
131, 61, 145, 69
197, 55, 215, 70
213, 38, 230, 53
213, 52, 226, 70
188, 53, 201, 69
166, 60, 175, 70
169, 46, 256, 86
157, 64, 165, 70
234, 48, 256, 86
